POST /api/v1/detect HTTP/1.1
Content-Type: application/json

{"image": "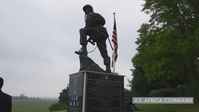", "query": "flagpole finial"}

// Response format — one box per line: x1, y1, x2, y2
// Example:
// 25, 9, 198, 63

113, 13, 116, 19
